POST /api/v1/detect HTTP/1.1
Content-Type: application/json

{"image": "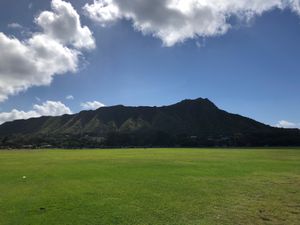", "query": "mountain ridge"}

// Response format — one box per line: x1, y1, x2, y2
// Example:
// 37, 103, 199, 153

0, 98, 299, 148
